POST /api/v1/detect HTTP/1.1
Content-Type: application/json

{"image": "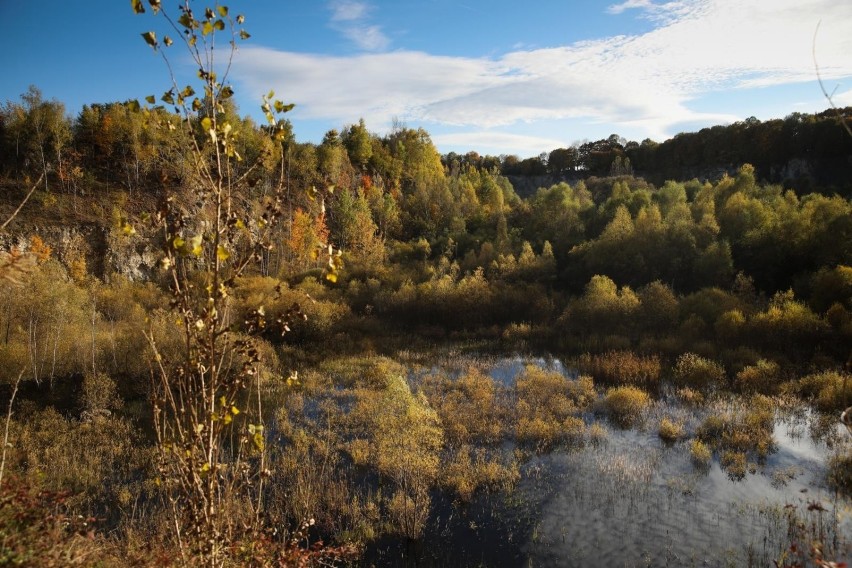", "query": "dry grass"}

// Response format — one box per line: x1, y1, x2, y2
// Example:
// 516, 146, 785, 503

578, 350, 661, 388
